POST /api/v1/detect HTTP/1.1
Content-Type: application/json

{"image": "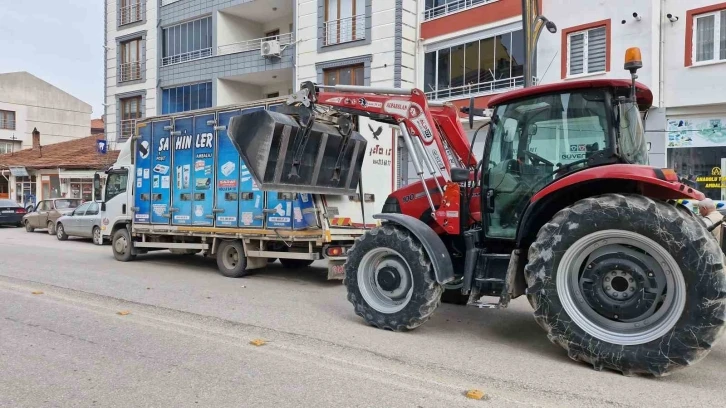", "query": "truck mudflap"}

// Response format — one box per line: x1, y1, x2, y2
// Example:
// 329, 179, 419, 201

227, 109, 367, 196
